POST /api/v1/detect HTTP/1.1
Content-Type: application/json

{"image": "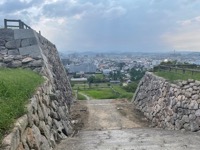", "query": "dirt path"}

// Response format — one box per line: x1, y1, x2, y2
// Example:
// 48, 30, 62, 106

55, 99, 200, 150
69, 99, 148, 133
83, 99, 148, 130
